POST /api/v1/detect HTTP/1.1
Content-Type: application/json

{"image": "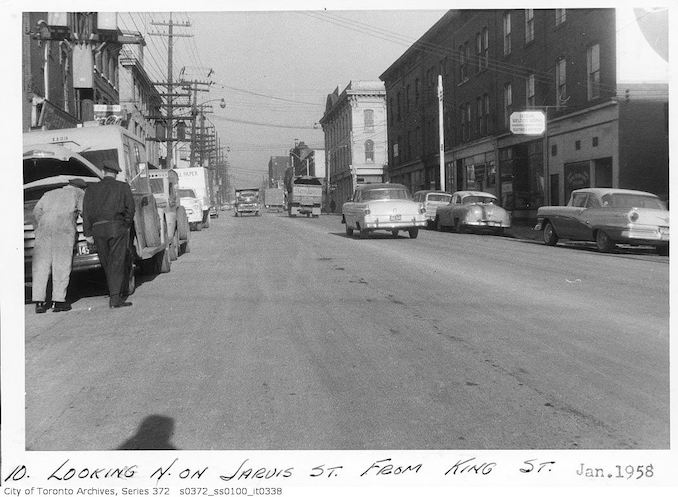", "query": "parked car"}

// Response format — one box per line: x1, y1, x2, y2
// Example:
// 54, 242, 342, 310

413, 190, 453, 229
209, 206, 219, 218
342, 183, 427, 238
435, 191, 511, 234
535, 188, 669, 254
